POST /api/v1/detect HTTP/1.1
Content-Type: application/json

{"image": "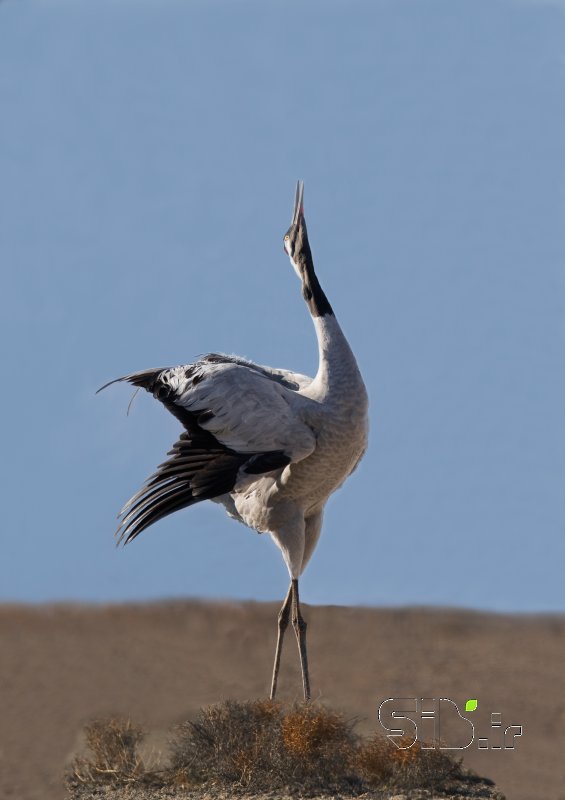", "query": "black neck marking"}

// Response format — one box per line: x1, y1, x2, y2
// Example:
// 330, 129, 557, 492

294, 226, 333, 318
